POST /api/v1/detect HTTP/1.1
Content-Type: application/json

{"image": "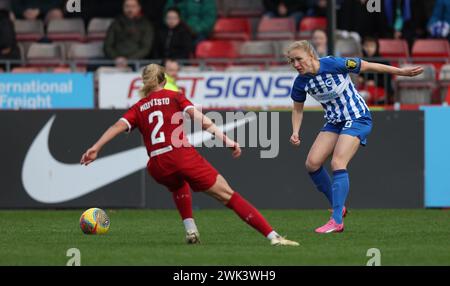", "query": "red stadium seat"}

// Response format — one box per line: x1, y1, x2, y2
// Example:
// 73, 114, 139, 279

297, 17, 327, 39
412, 39, 450, 58
378, 39, 410, 59
412, 39, 450, 73
195, 40, 242, 70
256, 17, 296, 40
195, 40, 241, 59
211, 18, 251, 41
299, 17, 327, 32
